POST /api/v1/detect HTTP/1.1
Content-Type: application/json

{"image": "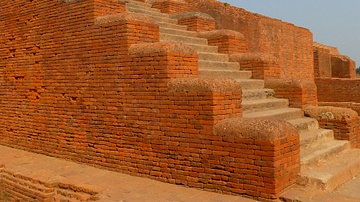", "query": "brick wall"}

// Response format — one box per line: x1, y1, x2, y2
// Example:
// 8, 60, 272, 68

0, 0, 301, 200
313, 42, 357, 79
184, 0, 314, 80
316, 78, 360, 102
